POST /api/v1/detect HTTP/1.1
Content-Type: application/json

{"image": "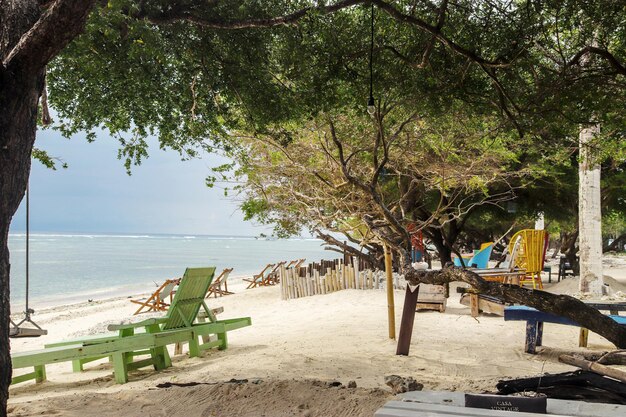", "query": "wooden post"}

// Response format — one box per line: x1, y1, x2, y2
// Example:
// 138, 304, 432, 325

470, 293, 479, 317
384, 244, 396, 340
396, 285, 420, 355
